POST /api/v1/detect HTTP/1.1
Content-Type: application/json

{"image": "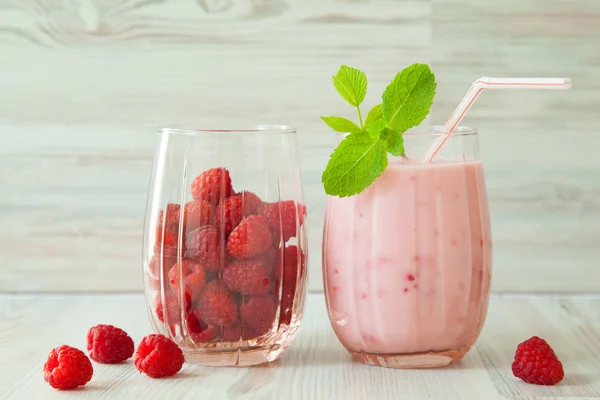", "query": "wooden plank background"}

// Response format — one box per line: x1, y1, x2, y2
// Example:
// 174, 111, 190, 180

0, 0, 598, 293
